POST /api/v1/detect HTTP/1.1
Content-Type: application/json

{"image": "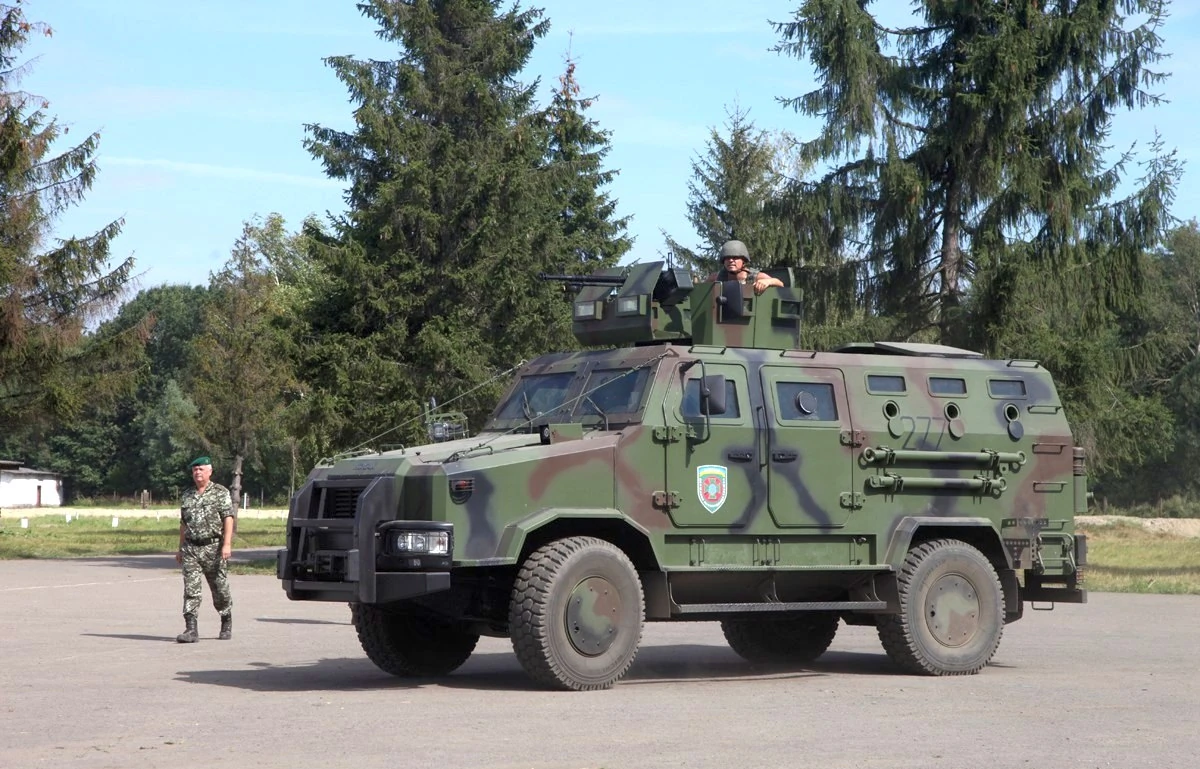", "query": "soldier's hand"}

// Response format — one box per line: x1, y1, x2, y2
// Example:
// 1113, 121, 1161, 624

175, 549, 182, 565
221, 544, 232, 561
